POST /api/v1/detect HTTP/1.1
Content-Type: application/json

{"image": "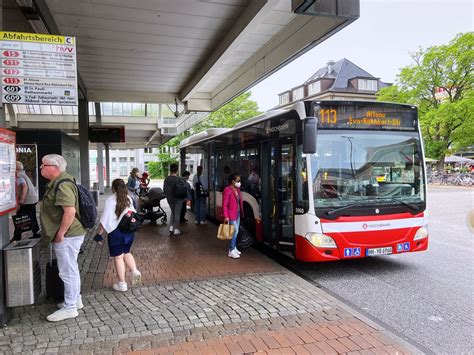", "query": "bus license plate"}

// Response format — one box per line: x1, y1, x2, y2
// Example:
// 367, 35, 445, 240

366, 247, 392, 256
